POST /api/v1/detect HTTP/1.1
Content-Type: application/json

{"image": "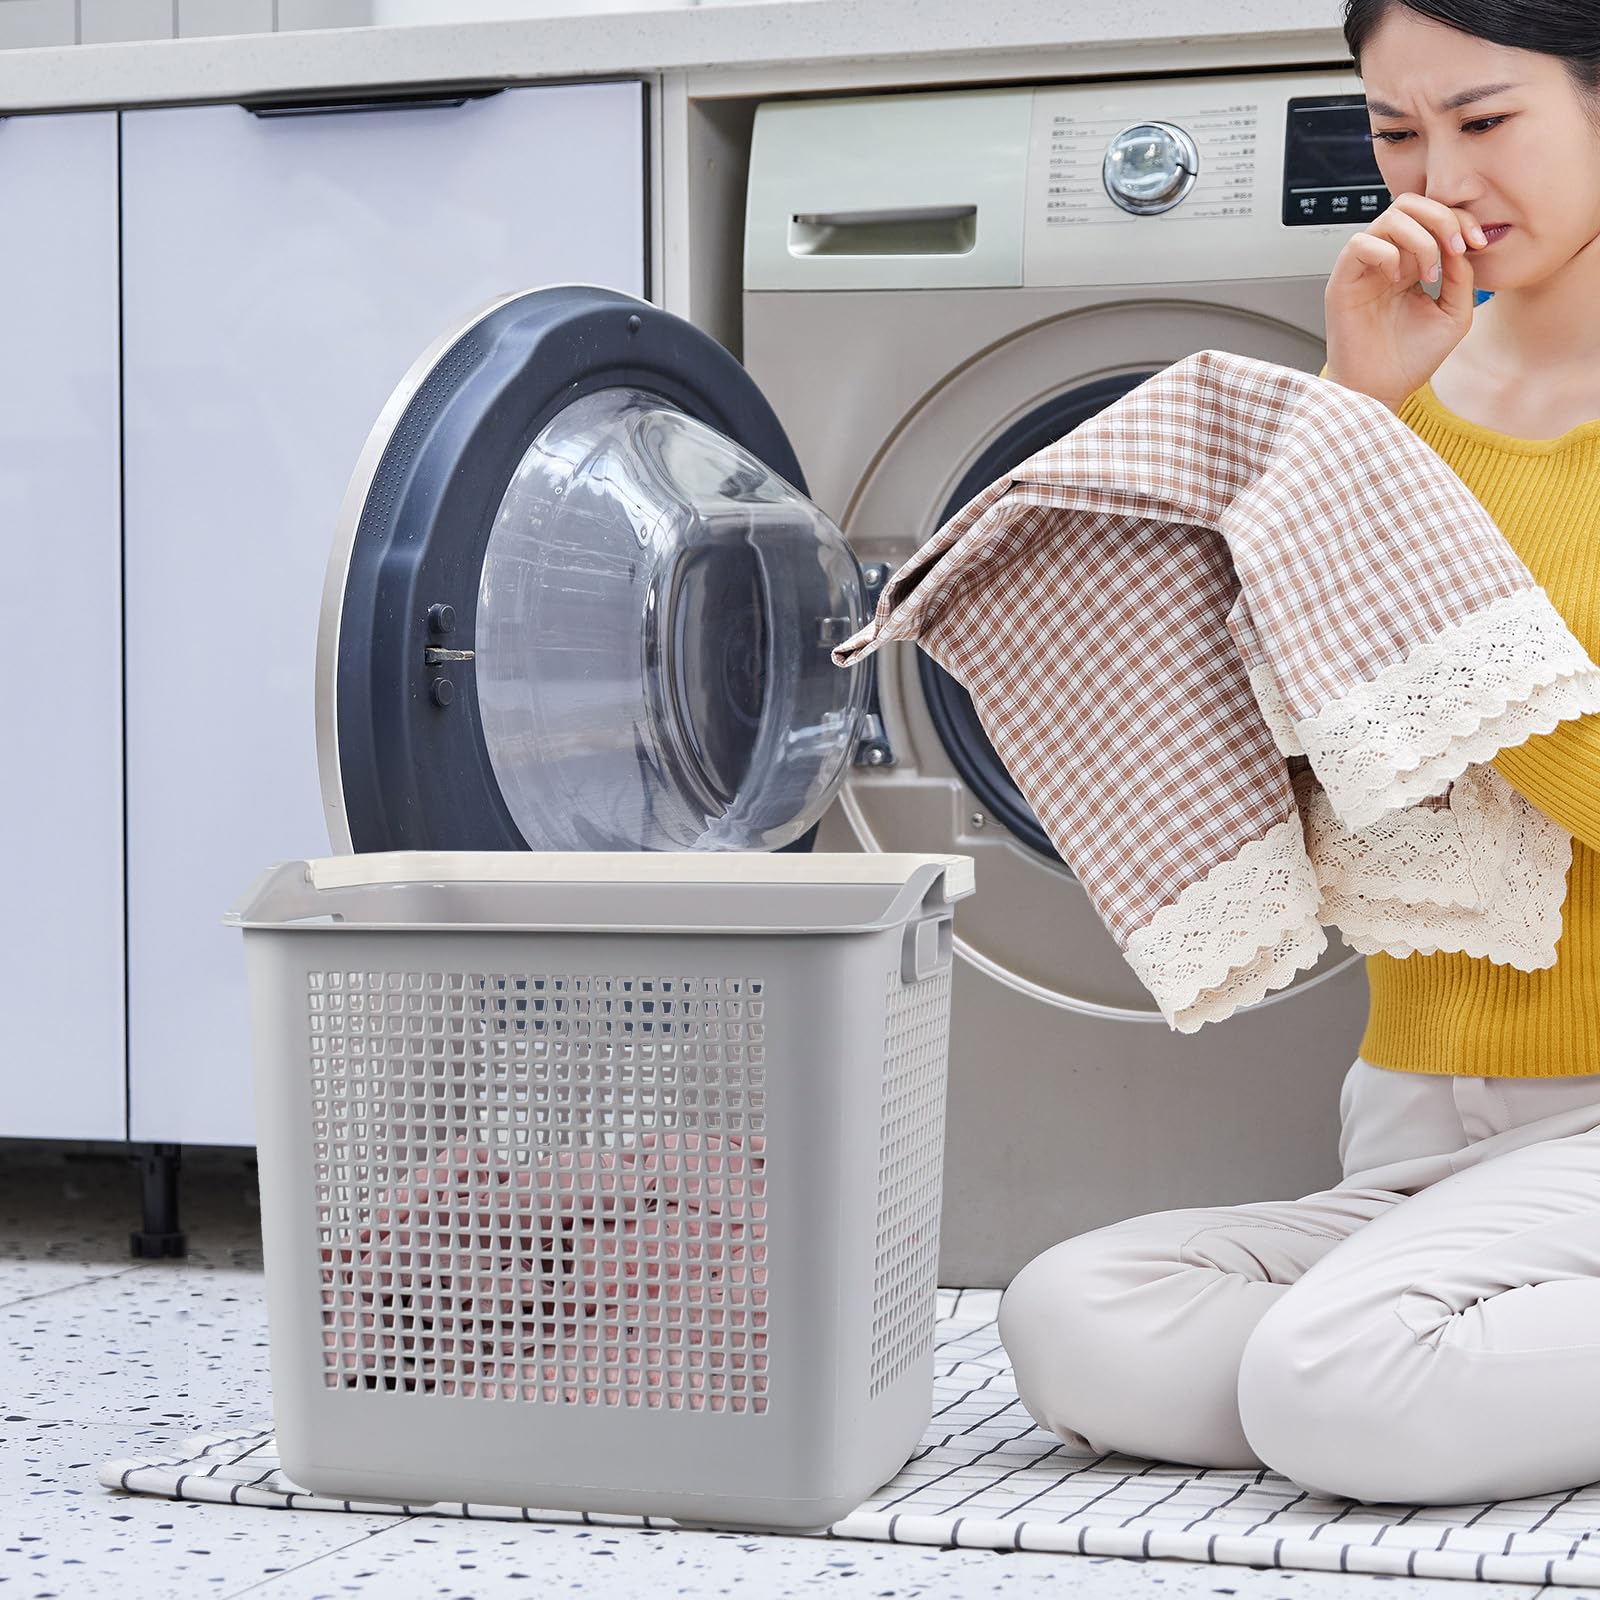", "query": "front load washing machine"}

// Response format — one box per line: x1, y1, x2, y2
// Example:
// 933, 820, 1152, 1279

313, 71, 1395, 1293
740, 73, 1392, 1283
